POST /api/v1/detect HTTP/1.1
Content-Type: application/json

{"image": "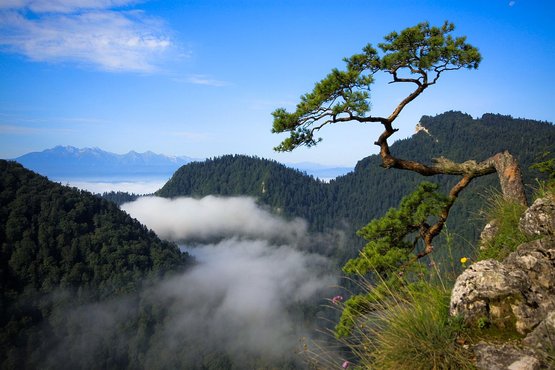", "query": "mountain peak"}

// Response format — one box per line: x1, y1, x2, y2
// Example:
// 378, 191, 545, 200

15, 146, 197, 178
